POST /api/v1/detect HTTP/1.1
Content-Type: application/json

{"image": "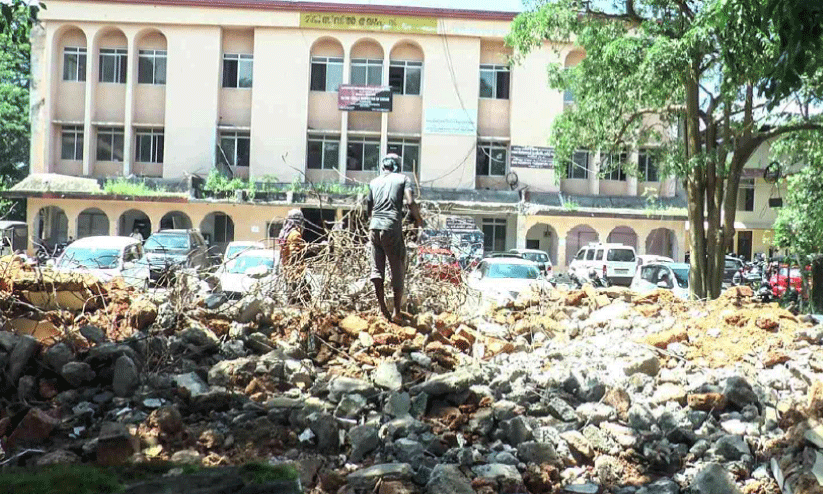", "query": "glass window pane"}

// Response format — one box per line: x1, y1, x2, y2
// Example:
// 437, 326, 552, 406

346, 142, 363, 171
351, 66, 366, 86
368, 65, 383, 86
113, 133, 124, 161
403, 145, 418, 173
223, 59, 238, 88
137, 135, 151, 162
476, 147, 488, 176
326, 62, 342, 91
76, 132, 84, 160
496, 70, 510, 99
138, 56, 153, 84
97, 133, 111, 161
491, 148, 507, 175
364, 143, 380, 171
155, 135, 164, 163
63, 53, 77, 81
310, 63, 326, 91
237, 138, 250, 167
323, 141, 339, 170
61, 133, 75, 160
238, 60, 253, 88
405, 67, 421, 95
220, 137, 236, 166
78, 54, 87, 81
155, 57, 166, 85
307, 141, 323, 169
389, 66, 404, 94
479, 71, 495, 98
100, 55, 115, 82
